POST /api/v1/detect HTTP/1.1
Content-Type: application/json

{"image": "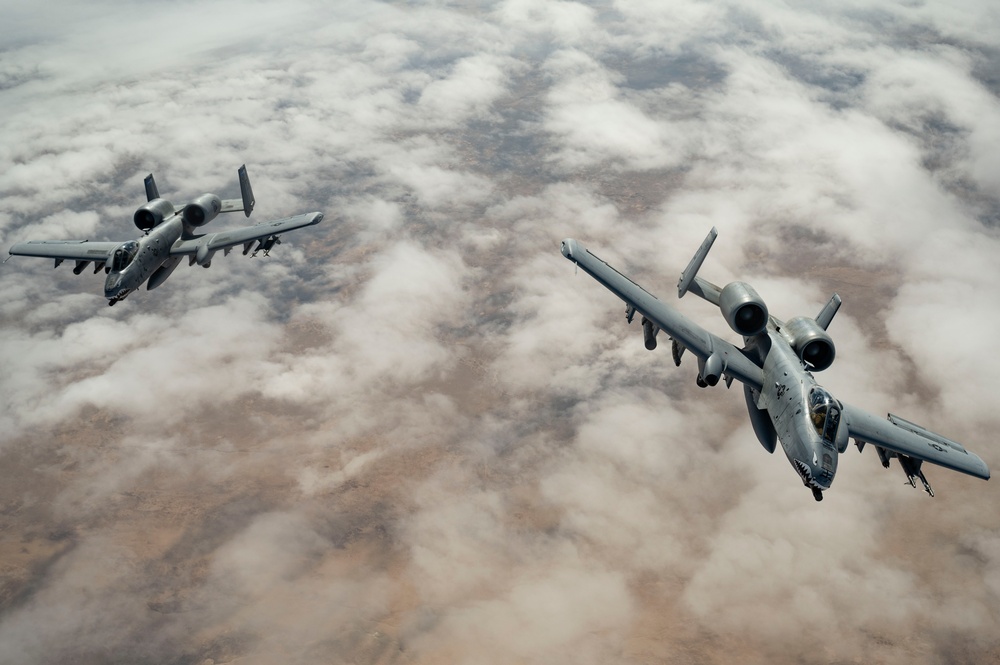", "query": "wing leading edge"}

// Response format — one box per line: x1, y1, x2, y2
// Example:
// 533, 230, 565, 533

9, 240, 119, 263
561, 238, 764, 391
843, 404, 990, 480
169, 212, 324, 257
